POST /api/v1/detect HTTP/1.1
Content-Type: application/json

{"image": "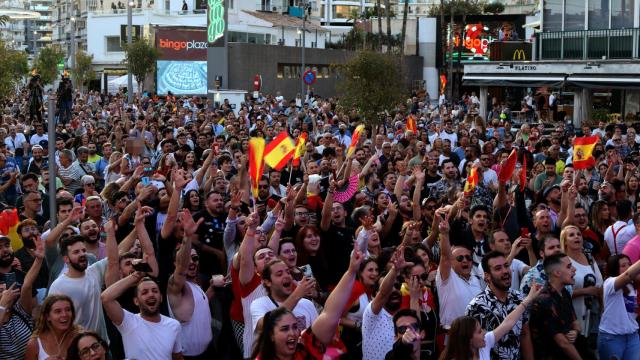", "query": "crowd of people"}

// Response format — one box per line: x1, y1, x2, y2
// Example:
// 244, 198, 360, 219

1, 78, 640, 360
